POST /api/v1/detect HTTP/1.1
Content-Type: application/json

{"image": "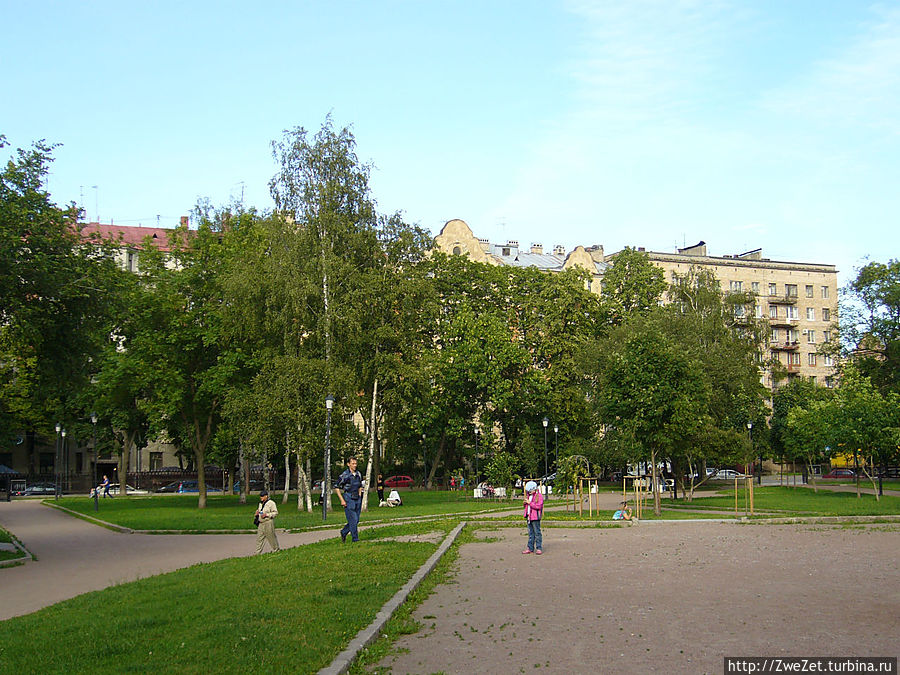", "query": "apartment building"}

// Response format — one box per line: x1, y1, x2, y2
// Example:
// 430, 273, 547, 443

435, 221, 839, 391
